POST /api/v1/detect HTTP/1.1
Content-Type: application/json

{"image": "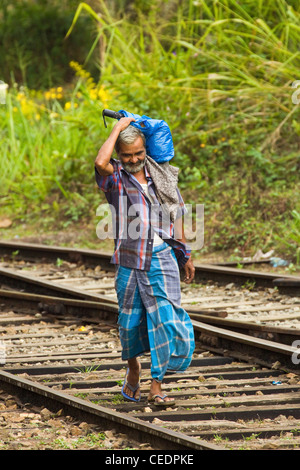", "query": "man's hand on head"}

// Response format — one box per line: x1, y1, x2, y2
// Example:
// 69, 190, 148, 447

115, 117, 136, 132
